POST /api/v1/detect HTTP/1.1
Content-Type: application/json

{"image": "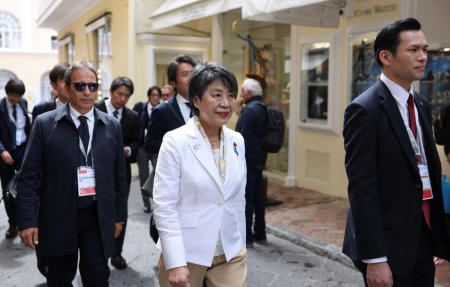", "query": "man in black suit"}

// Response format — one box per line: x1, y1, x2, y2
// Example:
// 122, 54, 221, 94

17, 61, 127, 286
136, 86, 161, 213
0, 78, 30, 239
343, 18, 450, 287
144, 55, 196, 155
32, 63, 69, 124
235, 78, 268, 248
95, 76, 140, 270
